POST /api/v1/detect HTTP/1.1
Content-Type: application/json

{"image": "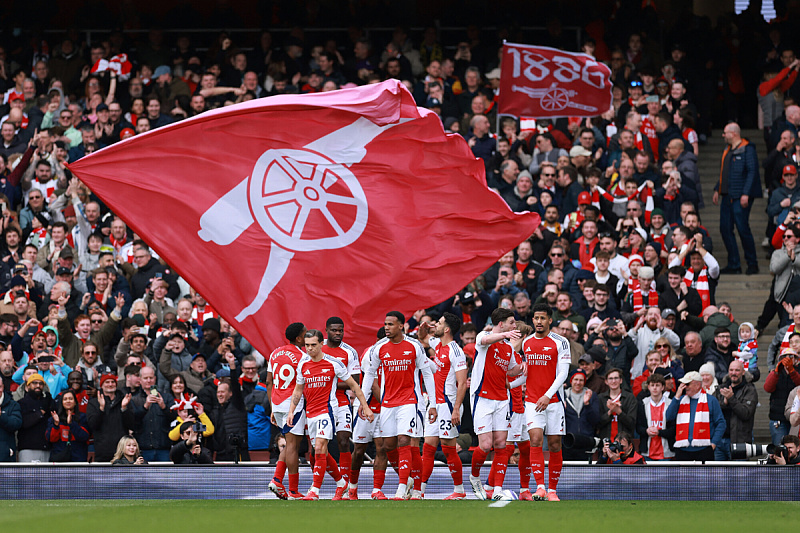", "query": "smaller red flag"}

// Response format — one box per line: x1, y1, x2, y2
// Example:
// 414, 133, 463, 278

499, 43, 613, 118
